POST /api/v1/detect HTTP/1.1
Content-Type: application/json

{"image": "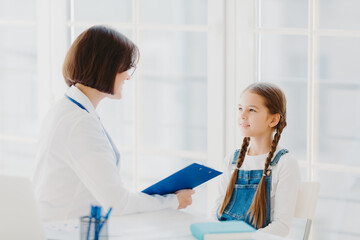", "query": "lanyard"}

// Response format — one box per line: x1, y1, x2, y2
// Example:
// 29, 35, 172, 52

65, 94, 120, 166
66, 95, 89, 113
